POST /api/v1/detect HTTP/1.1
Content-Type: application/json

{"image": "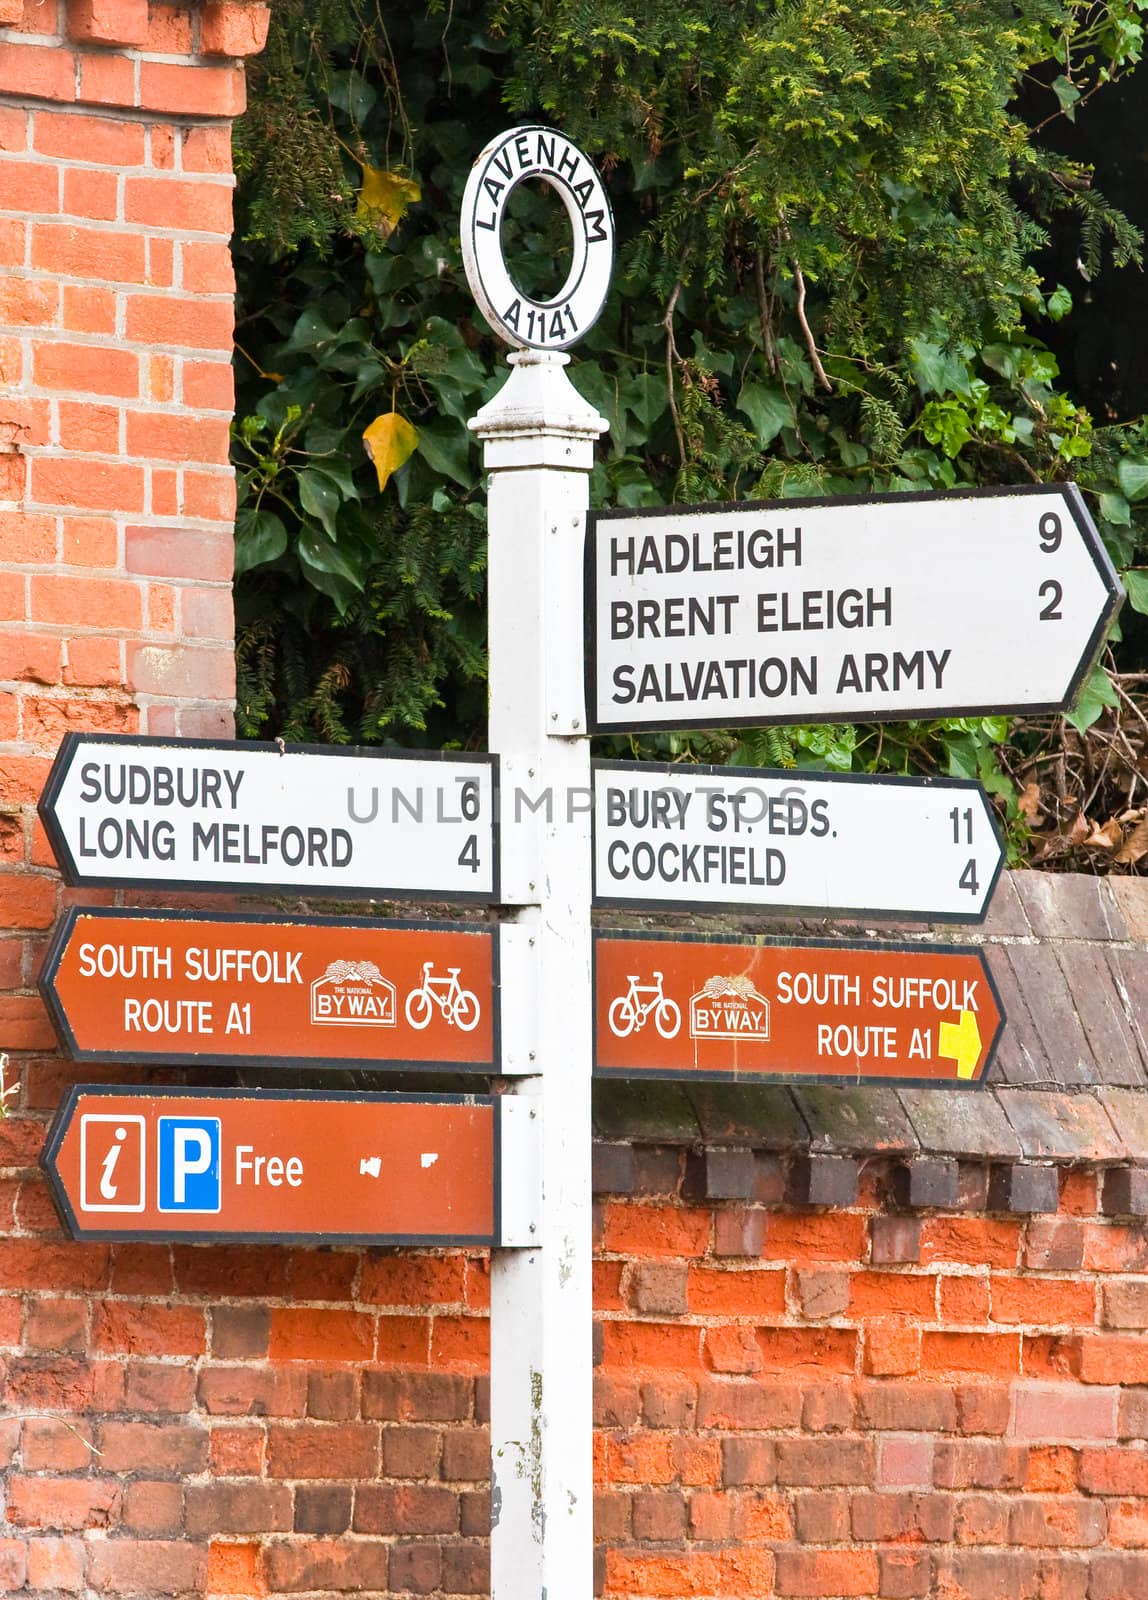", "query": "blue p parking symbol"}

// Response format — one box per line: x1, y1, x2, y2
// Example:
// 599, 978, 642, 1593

157, 1117, 222, 1213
